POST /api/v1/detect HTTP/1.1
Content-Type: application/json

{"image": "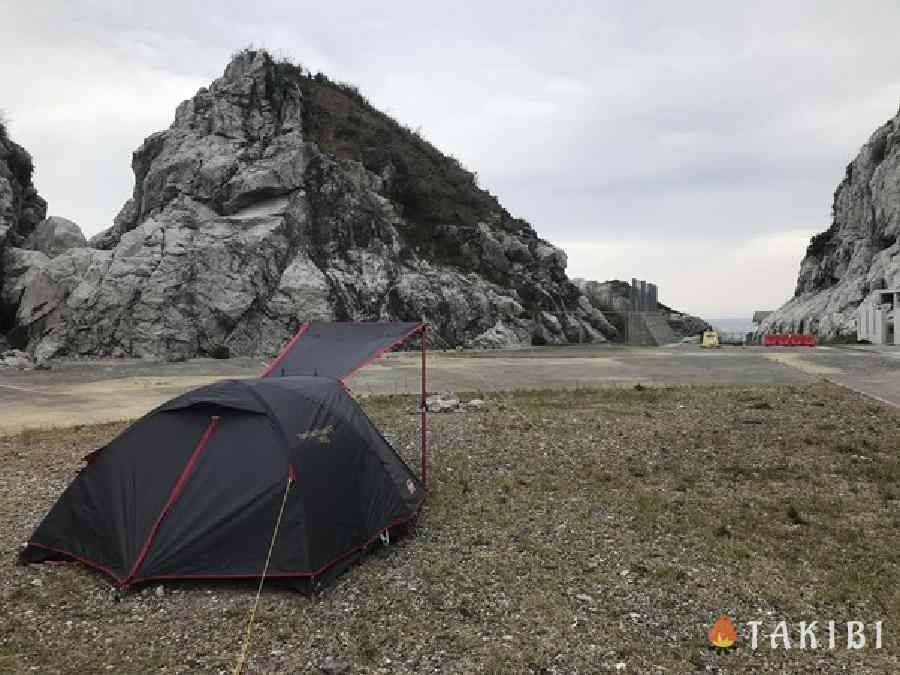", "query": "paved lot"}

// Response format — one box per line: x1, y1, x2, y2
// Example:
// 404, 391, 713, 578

1, 344, 898, 434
